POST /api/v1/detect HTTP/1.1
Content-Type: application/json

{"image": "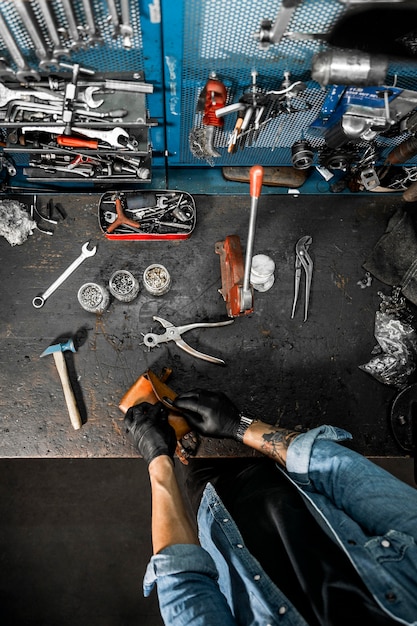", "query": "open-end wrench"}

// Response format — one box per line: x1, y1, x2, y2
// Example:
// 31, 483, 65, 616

22, 125, 131, 149
32, 241, 97, 308
79, 86, 104, 109
36, 0, 70, 60
0, 83, 63, 108
14, 0, 56, 68
0, 13, 40, 81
